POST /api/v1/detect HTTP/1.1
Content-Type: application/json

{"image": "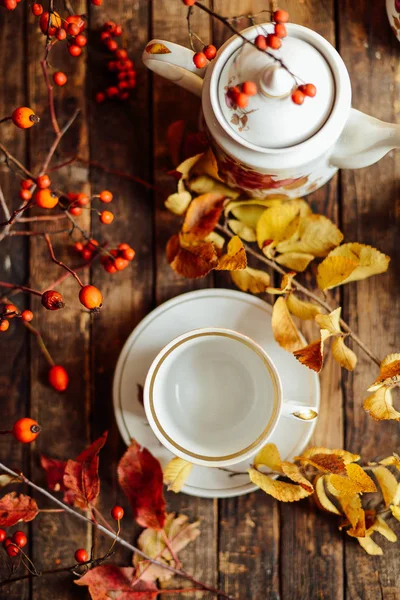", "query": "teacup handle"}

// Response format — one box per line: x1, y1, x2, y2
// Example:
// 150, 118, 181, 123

142, 39, 205, 97
282, 401, 318, 421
